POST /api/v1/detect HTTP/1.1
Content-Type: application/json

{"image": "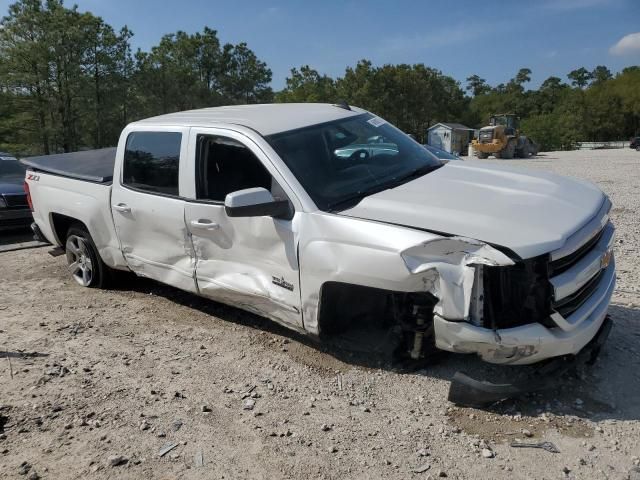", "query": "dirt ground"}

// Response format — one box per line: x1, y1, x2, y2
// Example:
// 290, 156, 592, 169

1, 149, 640, 480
